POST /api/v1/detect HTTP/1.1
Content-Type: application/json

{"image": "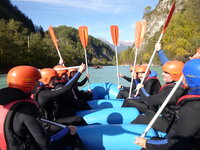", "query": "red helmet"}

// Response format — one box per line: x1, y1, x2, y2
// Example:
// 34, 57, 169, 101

7, 66, 41, 93
162, 61, 184, 81
67, 68, 77, 77
53, 65, 68, 77
39, 68, 58, 85
135, 65, 150, 74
